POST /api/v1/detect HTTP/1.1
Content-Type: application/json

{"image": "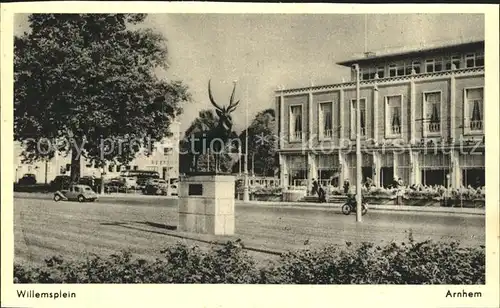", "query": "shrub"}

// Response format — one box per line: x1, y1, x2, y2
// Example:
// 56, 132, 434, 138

14, 236, 485, 284
263, 233, 485, 284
